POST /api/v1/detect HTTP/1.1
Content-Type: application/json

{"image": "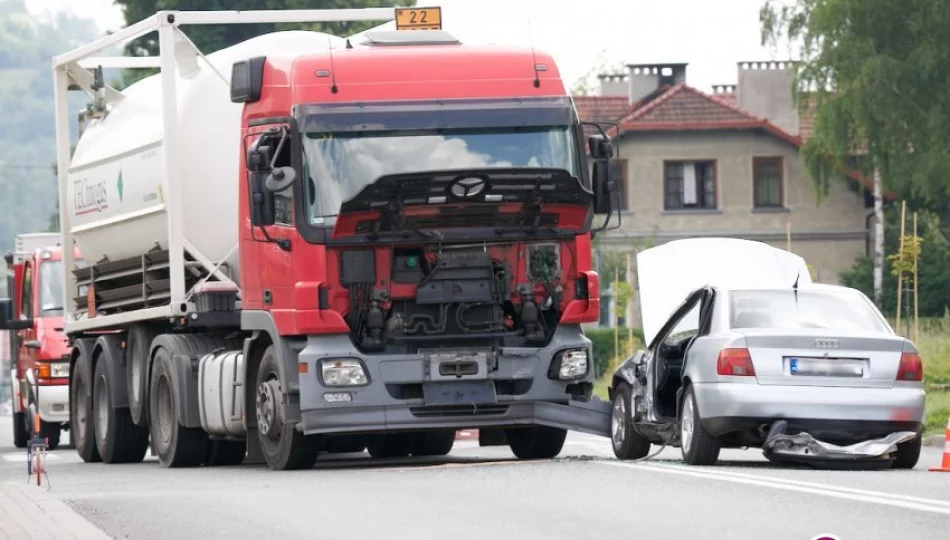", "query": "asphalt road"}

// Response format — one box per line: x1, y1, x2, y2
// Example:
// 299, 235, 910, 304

1, 414, 948, 540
